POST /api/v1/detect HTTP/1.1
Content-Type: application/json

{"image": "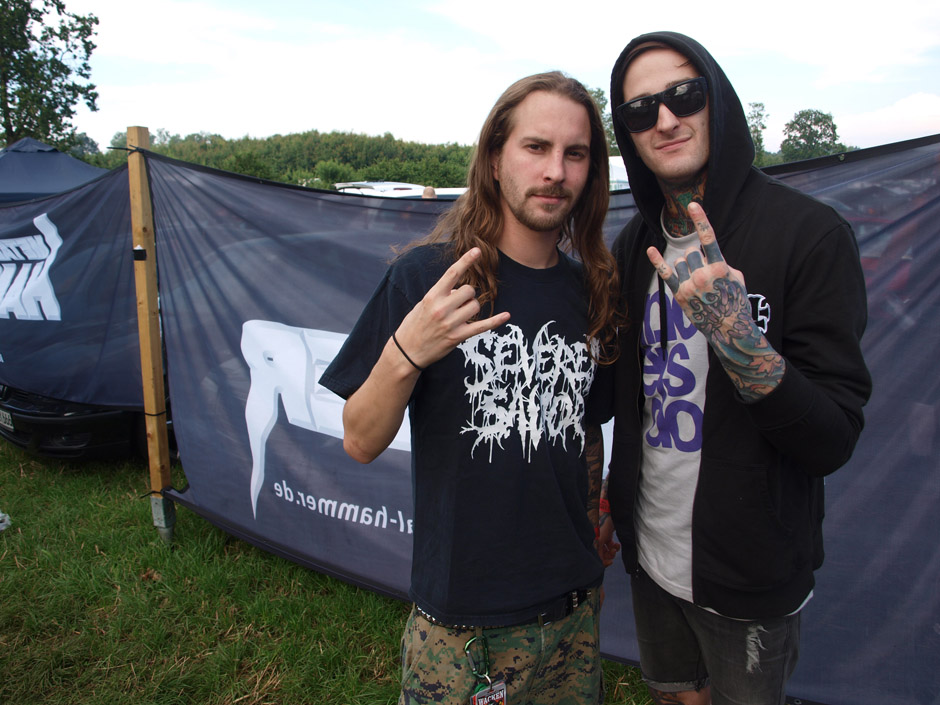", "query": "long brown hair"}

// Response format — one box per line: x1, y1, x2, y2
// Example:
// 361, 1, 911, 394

414, 71, 620, 361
